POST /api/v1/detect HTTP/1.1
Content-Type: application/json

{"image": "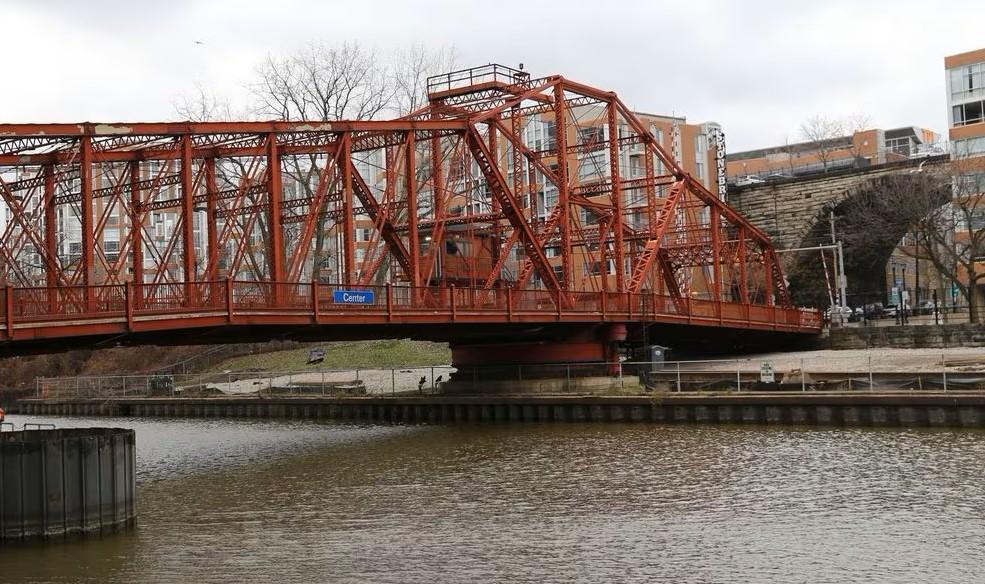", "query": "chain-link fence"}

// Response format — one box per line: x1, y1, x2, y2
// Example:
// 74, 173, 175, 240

34, 352, 985, 399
